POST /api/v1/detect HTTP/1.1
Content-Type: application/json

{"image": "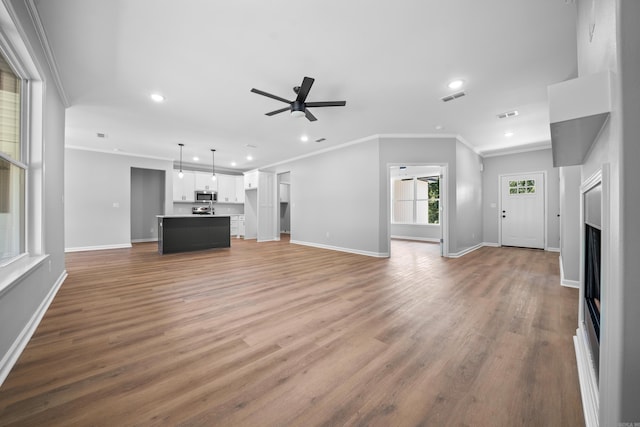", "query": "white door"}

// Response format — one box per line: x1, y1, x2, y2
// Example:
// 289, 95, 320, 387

500, 173, 544, 249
